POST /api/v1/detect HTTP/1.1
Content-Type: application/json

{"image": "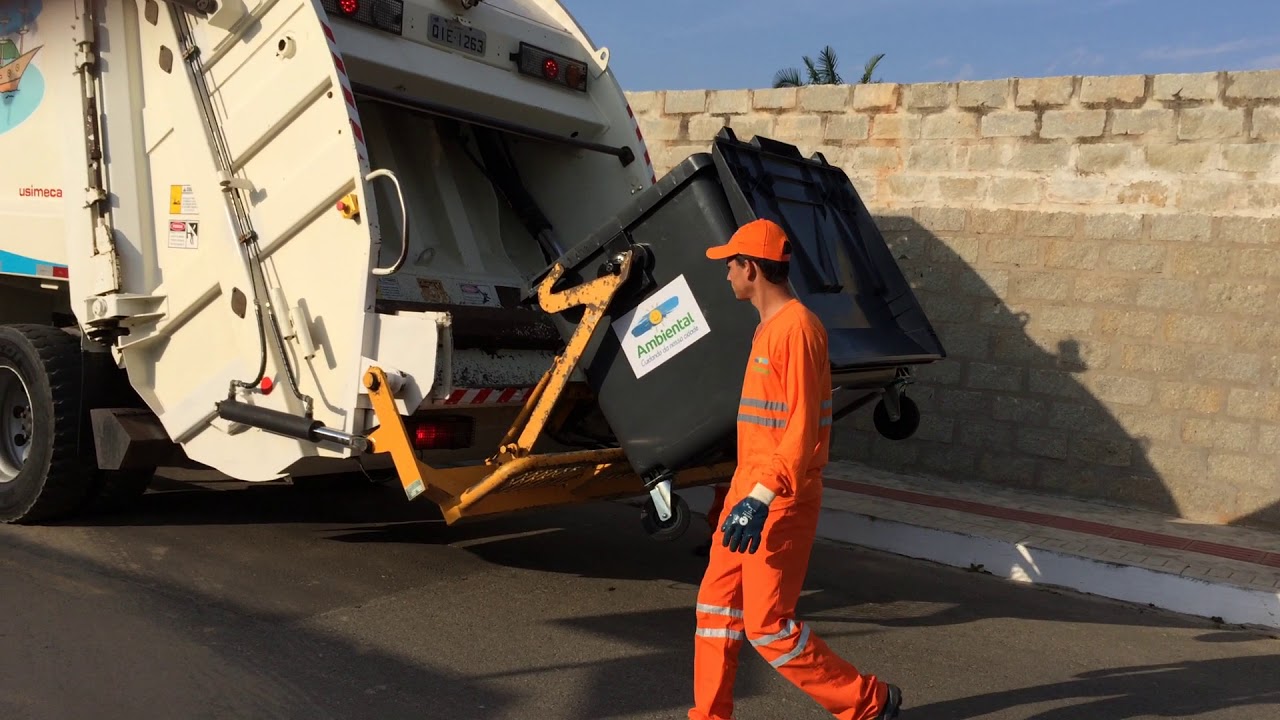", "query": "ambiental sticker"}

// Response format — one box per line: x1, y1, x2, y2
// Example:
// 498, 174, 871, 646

611, 274, 710, 379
